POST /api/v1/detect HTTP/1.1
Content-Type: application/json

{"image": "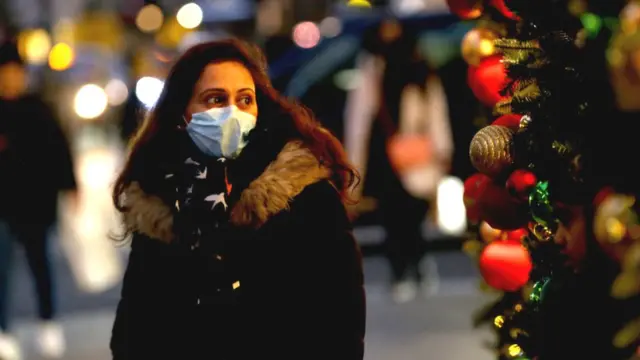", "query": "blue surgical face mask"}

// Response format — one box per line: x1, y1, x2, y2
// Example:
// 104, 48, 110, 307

185, 105, 257, 159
